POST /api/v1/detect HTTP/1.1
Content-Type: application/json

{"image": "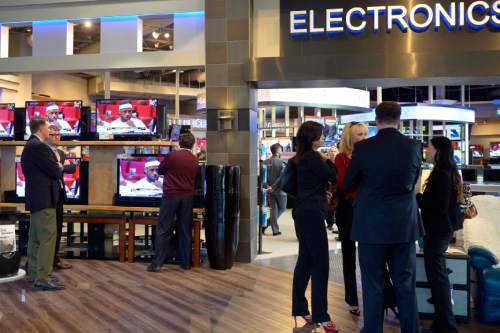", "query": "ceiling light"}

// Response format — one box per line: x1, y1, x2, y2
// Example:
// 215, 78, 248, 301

154, 42, 160, 48
169, 45, 173, 50
152, 31, 160, 39
84, 21, 92, 28
26, 28, 32, 32
164, 32, 170, 39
